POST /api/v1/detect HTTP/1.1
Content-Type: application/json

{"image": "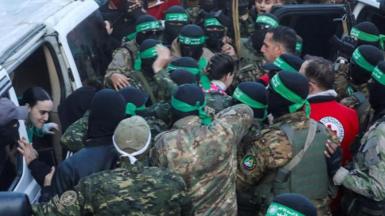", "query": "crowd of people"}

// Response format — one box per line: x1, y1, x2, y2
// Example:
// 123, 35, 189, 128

1, 0, 385, 215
